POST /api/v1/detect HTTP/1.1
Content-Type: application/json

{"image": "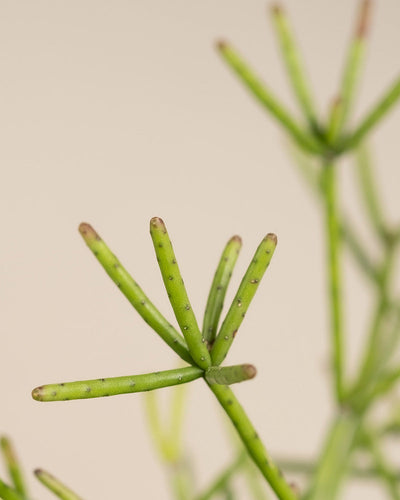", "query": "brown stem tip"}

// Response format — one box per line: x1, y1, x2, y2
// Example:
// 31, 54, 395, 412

149, 217, 166, 231
230, 235, 242, 244
266, 233, 278, 245
271, 3, 284, 16
34, 469, 44, 477
31, 386, 43, 401
356, 0, 372, 39
216, 40, 229, 52
78, 222, 100, 241
243, 364, 257, 379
